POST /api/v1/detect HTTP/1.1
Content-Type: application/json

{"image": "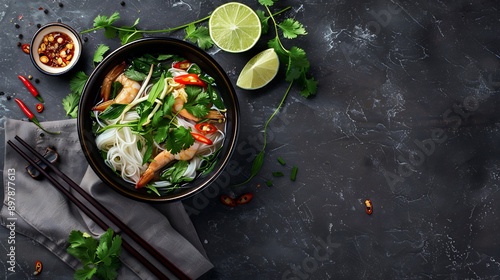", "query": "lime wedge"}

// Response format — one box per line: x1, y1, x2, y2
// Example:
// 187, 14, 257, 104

237, 48, 280, 90
209, 2, 262, 53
